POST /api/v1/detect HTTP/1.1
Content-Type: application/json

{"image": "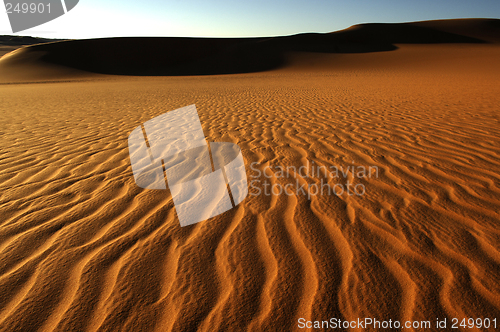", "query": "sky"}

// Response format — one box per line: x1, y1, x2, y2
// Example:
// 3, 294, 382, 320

1, 0, 499, 39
